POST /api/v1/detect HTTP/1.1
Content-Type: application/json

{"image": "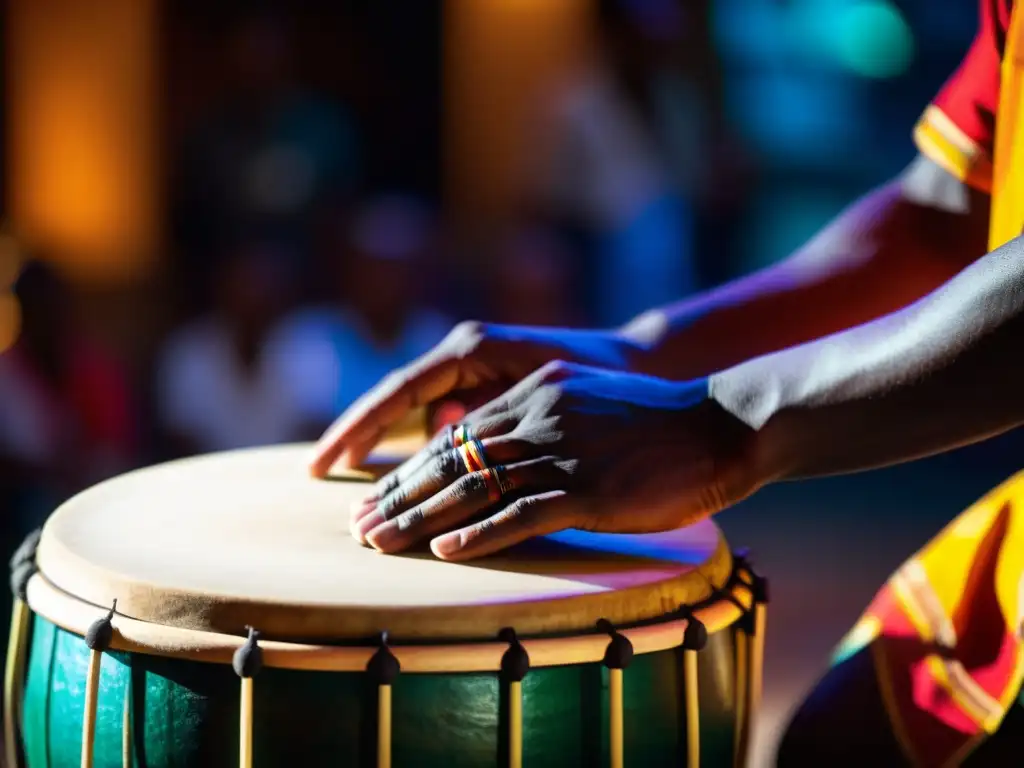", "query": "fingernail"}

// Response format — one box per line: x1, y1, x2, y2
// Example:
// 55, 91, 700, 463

366, 522, 400, 552
351, 508, 385, 544
431, 532, 462, 558
350, 498, 377, 521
